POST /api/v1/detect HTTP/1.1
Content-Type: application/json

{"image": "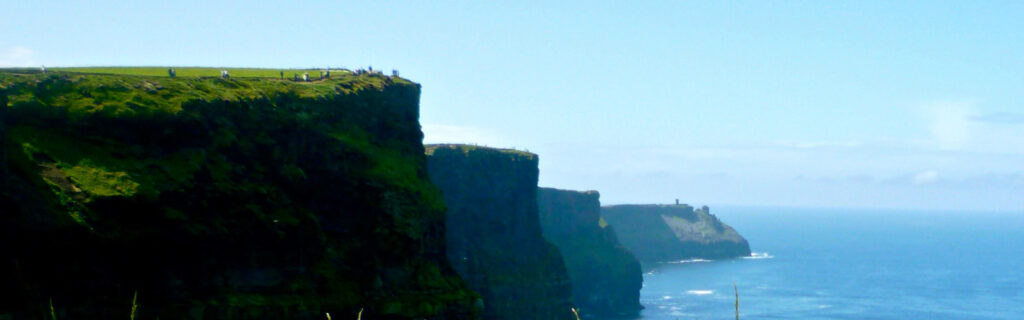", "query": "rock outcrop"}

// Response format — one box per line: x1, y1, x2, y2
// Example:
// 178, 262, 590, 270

0, 71, 477, 319
537, 188, 643, 317
426, 145, 574, 320
602, 204, 750, 264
